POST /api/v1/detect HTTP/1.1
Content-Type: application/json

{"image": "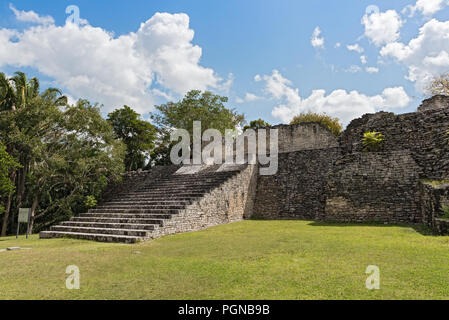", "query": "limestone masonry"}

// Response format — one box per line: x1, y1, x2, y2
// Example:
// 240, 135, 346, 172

40, 95, 449, 243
